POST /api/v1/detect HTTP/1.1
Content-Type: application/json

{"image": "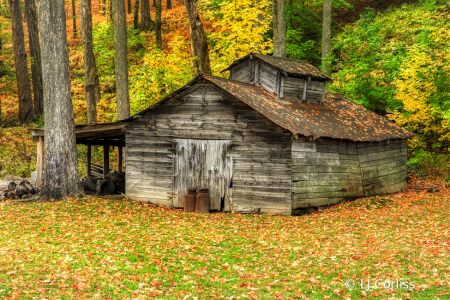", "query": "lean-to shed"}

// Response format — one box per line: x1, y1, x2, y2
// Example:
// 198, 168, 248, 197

122, 53, 412, 215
